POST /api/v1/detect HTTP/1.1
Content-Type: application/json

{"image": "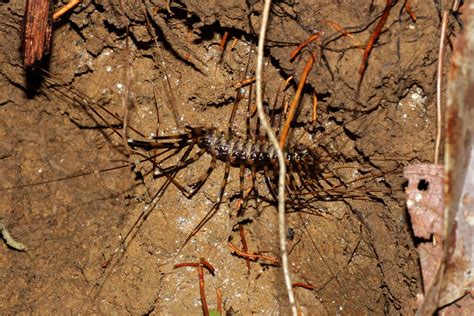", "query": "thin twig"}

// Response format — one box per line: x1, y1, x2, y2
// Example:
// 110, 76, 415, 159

52, 0, 81, 21
312, 92, 318, 123
227, 242, 281, 265
321, 20, 362, 47
435, 9, 449, 164
239, 225, 251, 273
255, 1, 296, 314
290, 33, 321, 60
1, 219, 27, 251
216, 287, 223, 315
173, 259, 215, 315
292, 282, 316, 290
279, 54, 315, 149
404, 1, 416, 23
198, 263, 209, 316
